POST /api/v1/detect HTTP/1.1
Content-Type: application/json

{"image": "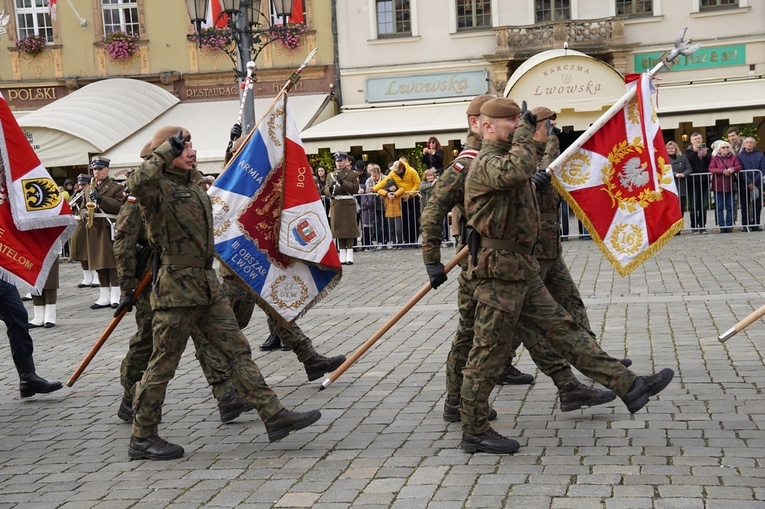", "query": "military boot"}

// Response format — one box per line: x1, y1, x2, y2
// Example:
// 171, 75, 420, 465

15, 356, 62, 398
621, 368, 674, 414
259, 332, 282, 351
264, 408, 322, 442
460, 427, 520, 454
117, 397, 134, 422
442, 395, 497, 423
128, 435, 184, 461
497, 364, 534, 385
304, 354, 347, 381
218, 391, 254, 423
558, 378, 616, 412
